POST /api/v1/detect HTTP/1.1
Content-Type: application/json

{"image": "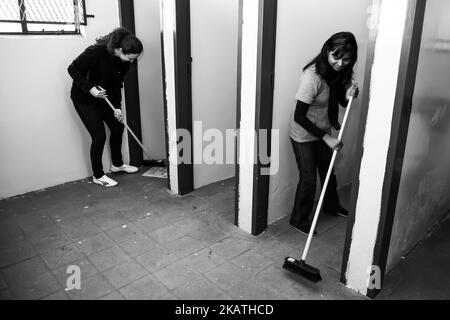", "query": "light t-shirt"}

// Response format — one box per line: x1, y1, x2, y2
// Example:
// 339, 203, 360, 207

289, 65, 332, 143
